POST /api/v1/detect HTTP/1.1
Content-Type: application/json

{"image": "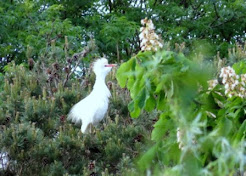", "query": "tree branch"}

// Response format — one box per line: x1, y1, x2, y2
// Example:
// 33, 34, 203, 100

63, 45, 92, 87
